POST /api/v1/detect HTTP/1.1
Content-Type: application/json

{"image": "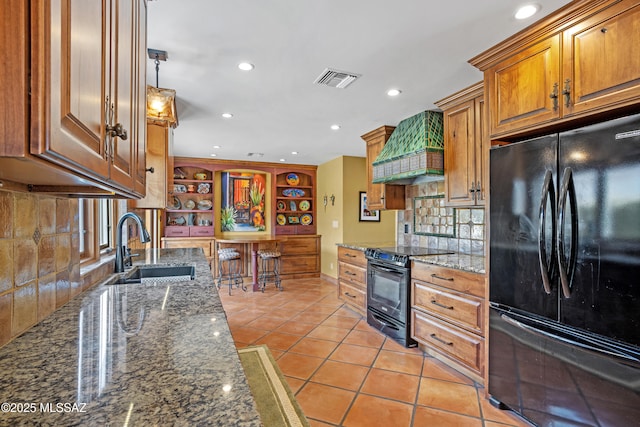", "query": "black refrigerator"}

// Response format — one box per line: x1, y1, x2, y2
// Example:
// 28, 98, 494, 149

489, 113, 640, 426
